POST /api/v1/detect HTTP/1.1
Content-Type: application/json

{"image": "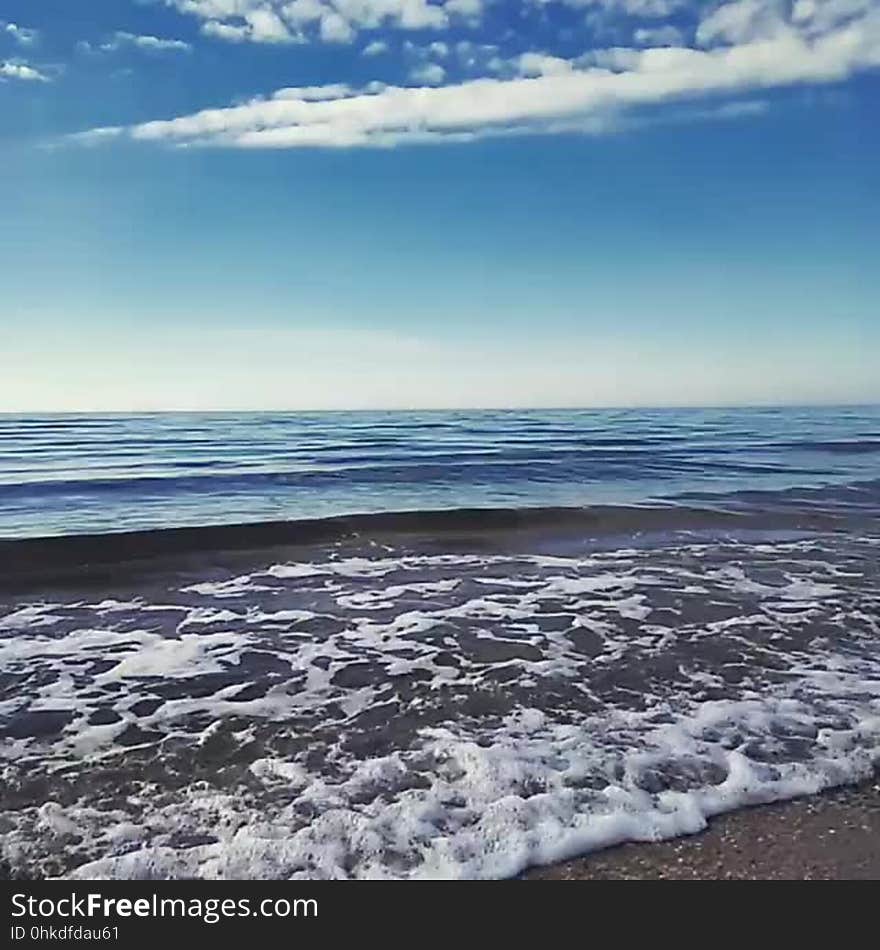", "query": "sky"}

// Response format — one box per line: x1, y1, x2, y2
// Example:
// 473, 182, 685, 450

1, 0, 878, 411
